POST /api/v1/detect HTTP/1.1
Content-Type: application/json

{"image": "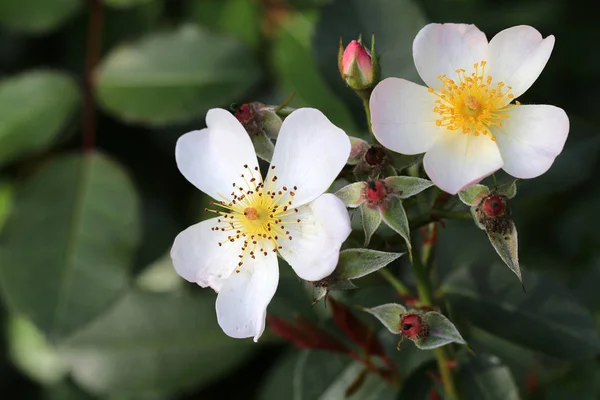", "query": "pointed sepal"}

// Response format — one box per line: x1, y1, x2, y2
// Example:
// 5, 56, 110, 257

458, 184, 490, 206
379, 196, 412, 257
384, 176, 434, 199
335, 182, 366, 208
363, 303, 407, 334
414, 311, 467, 350
360, 203, 382, 246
